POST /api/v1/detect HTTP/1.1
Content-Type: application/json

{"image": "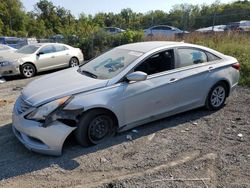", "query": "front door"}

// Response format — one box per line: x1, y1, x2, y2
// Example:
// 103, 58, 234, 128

121, 50, 184, 128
